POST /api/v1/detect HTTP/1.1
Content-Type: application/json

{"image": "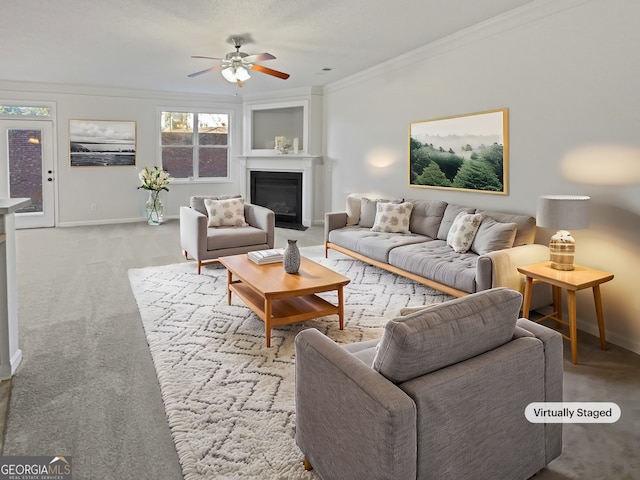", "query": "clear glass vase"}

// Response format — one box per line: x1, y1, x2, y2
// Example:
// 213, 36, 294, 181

145, 190, 164, 225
